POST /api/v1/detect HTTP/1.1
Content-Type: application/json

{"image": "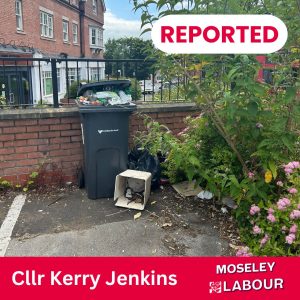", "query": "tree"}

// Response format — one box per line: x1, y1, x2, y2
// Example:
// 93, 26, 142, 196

104, 37, 155, 80
132, 0, 300, 174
